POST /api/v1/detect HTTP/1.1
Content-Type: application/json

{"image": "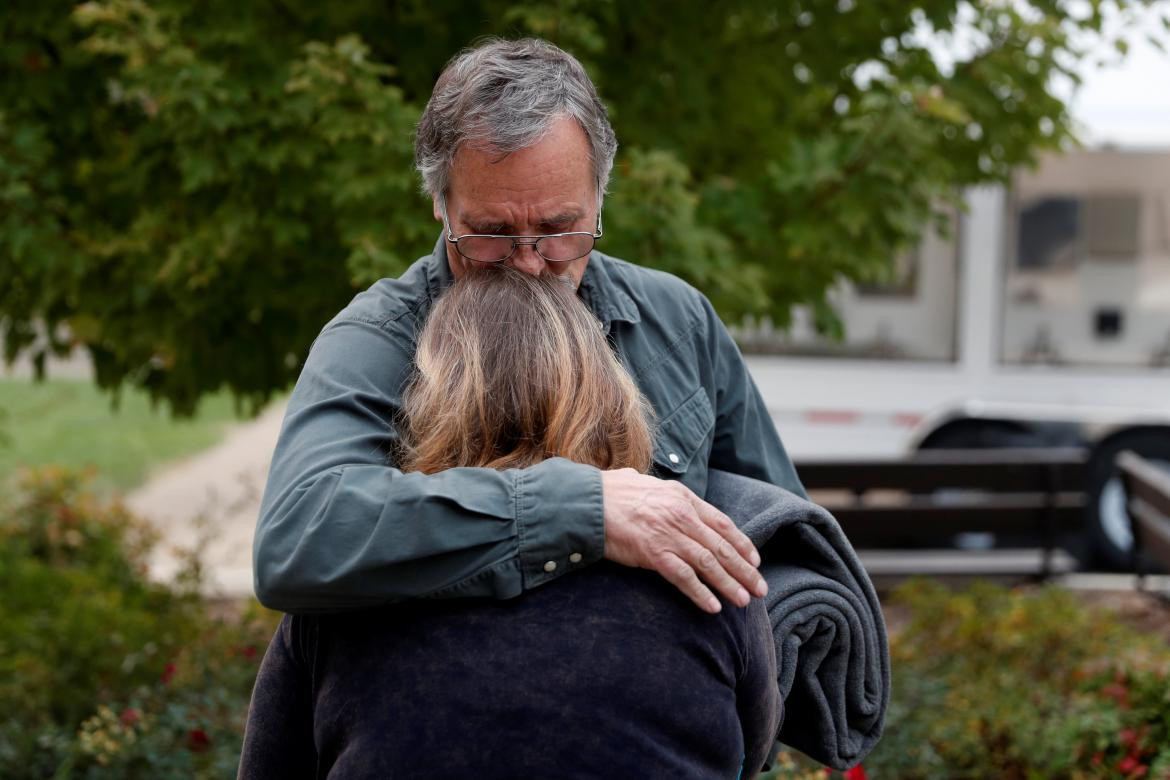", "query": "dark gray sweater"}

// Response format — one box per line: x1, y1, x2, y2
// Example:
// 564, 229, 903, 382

239, 561, 781, 779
